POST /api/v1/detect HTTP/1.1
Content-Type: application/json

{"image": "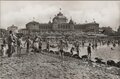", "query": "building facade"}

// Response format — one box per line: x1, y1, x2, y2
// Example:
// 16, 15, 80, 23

18, 29, 29, 35
100, 26, 115, 35
21, 11, 99, 35
74, 22, 99, 33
